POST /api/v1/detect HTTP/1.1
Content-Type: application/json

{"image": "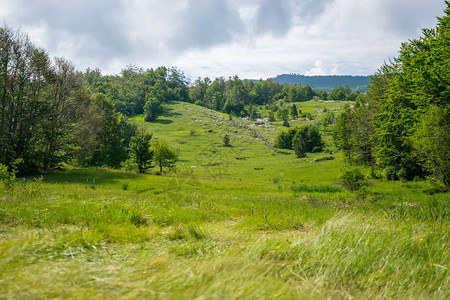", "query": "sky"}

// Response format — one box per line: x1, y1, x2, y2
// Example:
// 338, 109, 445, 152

0, 0, 446, 80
